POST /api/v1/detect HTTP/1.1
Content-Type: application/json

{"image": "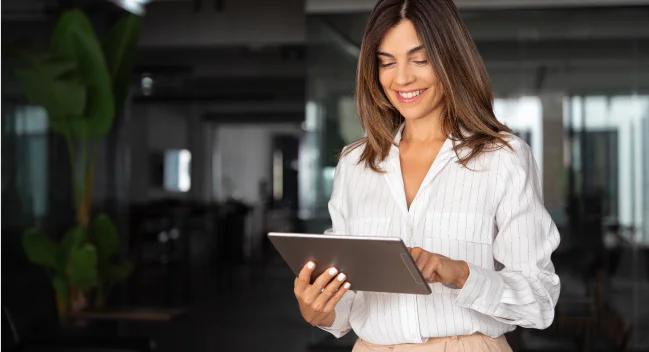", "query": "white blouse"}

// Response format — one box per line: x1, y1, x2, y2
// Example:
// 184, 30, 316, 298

319, 126, 561, 345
